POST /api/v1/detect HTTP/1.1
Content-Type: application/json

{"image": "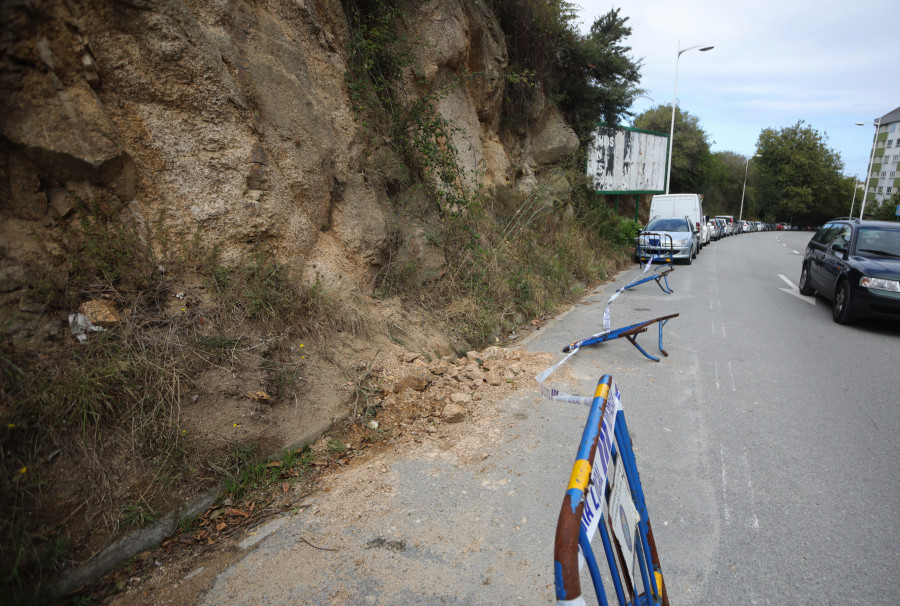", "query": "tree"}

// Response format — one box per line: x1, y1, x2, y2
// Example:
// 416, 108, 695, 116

753, 121, 851, 224
867, 193, 900, 221
697, 151, 749, 217
633, 104, 711, 194
489, 2, 643, 141
557, 9, 643, 139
